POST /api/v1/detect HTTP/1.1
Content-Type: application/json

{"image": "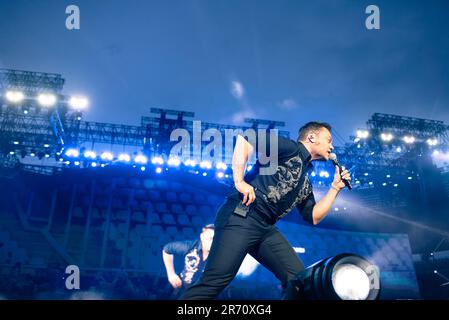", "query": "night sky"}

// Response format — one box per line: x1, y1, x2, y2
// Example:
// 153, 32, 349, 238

1, 0, 448, 145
